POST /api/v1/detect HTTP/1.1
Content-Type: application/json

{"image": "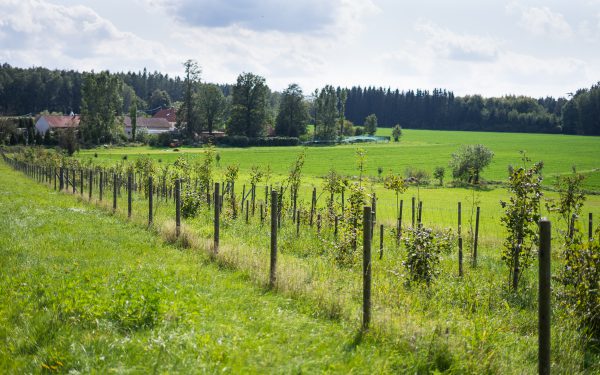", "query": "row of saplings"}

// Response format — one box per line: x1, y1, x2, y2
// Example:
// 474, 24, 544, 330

8, 145, 600, 348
